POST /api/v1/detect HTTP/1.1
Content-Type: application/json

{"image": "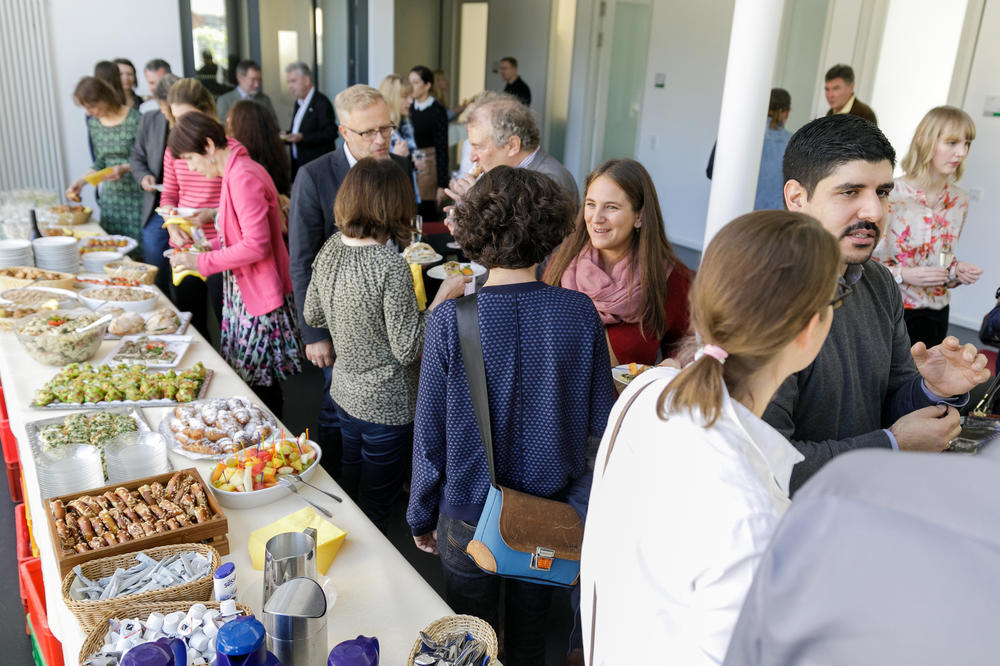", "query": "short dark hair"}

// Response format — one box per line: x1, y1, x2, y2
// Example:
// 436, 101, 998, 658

144, 59, 171, 73
334, 157, 415, 245
453, 166, 576, 269
235, 59, 261, 77
410, 65, 434, 86
73, 76, 122, 111
500, 57, 518, 69
94, 60, 126, 104
783, 114, 895, 196
167, 111, 227, 158
113, 58, 136, 79
825, 63, 854, 84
